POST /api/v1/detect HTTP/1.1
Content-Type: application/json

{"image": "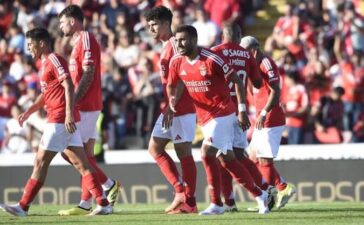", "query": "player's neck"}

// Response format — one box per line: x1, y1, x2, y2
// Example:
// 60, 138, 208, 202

160, 30, 173, 43
186, 48, 199, 61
